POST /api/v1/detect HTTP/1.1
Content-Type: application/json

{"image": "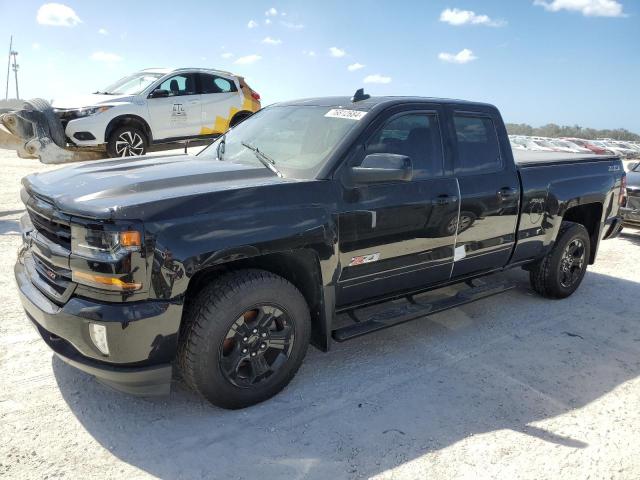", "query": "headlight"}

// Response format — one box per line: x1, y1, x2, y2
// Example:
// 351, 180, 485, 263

77, 105, 113, 117
71, 225, 141, 260
71, 225, 144, 291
